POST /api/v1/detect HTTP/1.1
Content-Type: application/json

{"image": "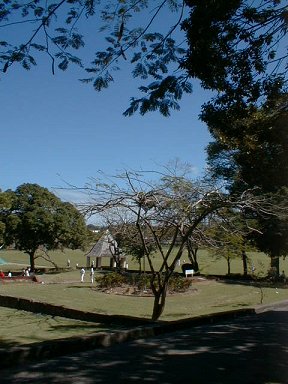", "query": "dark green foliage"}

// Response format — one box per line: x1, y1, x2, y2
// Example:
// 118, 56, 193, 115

167, 274, 192, 292
98, 271, 192, 293
182, 0, 287, 108
205, 93, 288, 273
123, 76, 192, 116
3, 183, 88, 269
206, 94, 288, 193
97, 272, 128, 289
1, 0, 286, 115
250, 188, 288, 260
0, 189, 13, 244
134, 274, 151, 291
